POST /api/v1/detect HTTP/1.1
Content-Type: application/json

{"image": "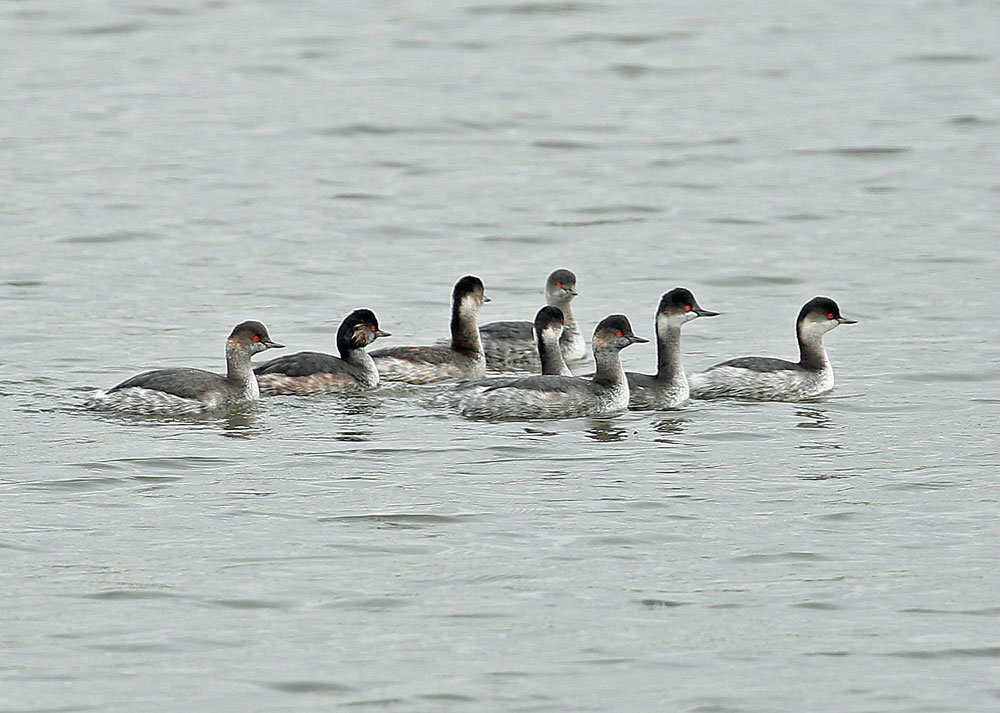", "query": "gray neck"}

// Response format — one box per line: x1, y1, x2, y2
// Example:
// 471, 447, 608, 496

592, 347, 625, 388
655, 324, 685, 384
797, 327, 829, 371
555, 300, 580, 344
345, 347, 379, 384
451, 302, 483, 355
226, 342, 259, 398
538, 330, 572, 376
